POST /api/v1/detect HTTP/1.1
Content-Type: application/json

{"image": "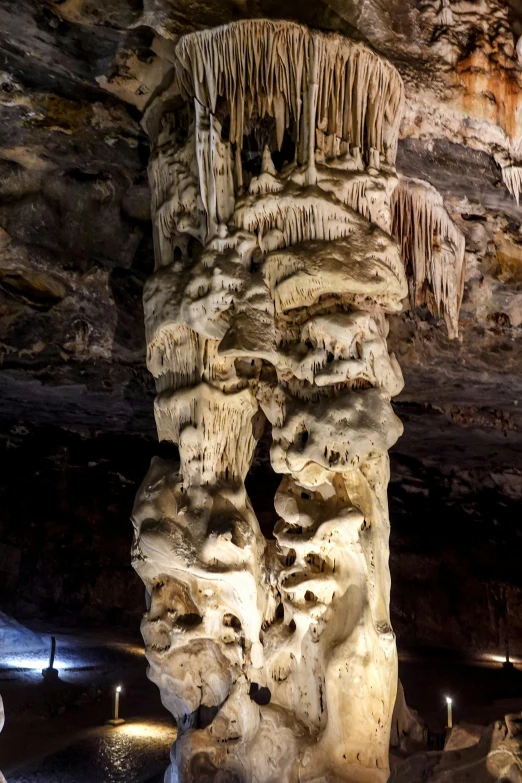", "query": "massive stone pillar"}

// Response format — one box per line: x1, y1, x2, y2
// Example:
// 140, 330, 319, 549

133, 20, 408, 782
